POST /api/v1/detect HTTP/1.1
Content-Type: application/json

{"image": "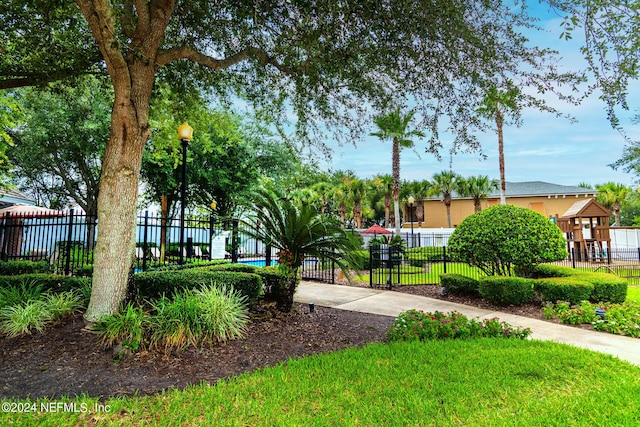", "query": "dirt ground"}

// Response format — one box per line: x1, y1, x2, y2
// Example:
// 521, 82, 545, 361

0, 283, 547, 400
